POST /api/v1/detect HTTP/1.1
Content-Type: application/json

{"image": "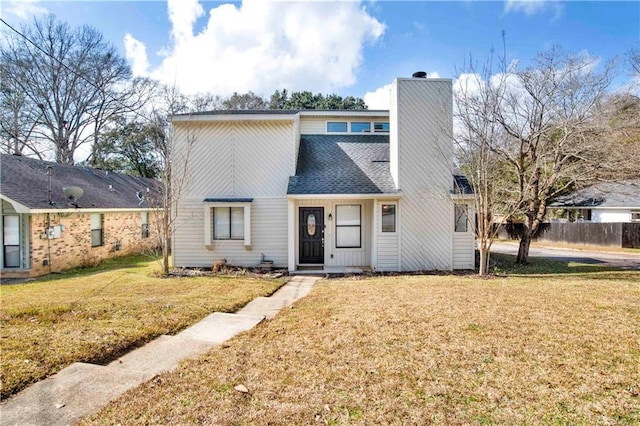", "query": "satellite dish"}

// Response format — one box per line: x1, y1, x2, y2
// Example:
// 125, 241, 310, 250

63, 186, 84, 200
